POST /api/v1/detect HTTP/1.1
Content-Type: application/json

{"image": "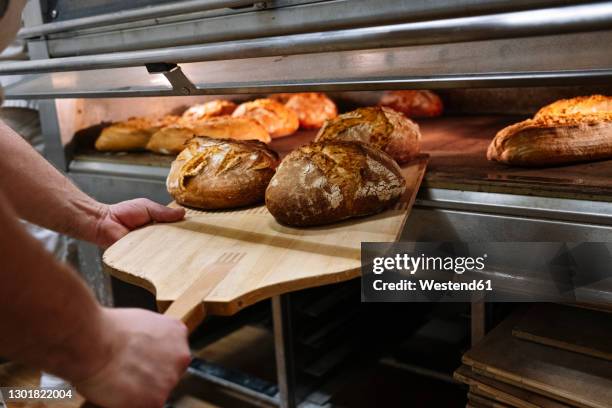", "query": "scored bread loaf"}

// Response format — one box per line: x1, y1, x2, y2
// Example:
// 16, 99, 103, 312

181, 100, 237, 121
265, 141, 406, 227
487, 115, 612, 166
270, 92, 338, 129
167, 136, 279, 209
95, 115, 179, 151
488, 94, 612, 166
232, 98, 299, 138
378, 90, 443, 118
146, 116, 270, 155
315, 106, 421, 163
